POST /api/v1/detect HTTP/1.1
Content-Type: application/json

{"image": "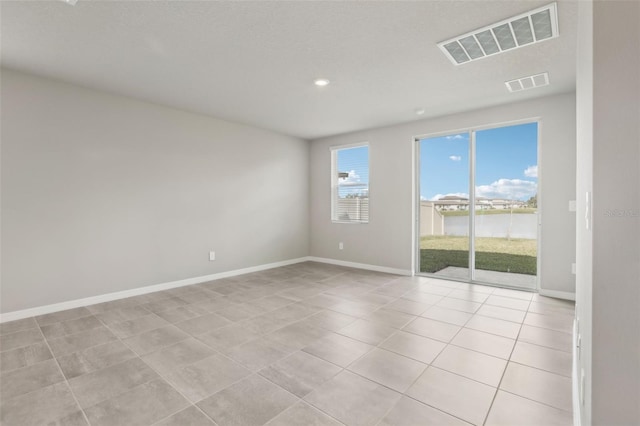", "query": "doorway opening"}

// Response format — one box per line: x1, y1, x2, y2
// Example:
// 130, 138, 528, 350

416, 121, 539, 290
